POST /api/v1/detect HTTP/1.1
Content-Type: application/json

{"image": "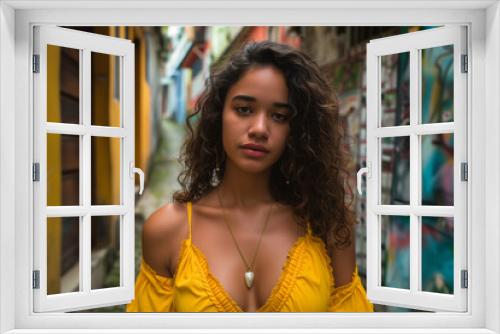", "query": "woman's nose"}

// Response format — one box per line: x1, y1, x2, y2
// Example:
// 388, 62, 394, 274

249, 111, 269, 138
